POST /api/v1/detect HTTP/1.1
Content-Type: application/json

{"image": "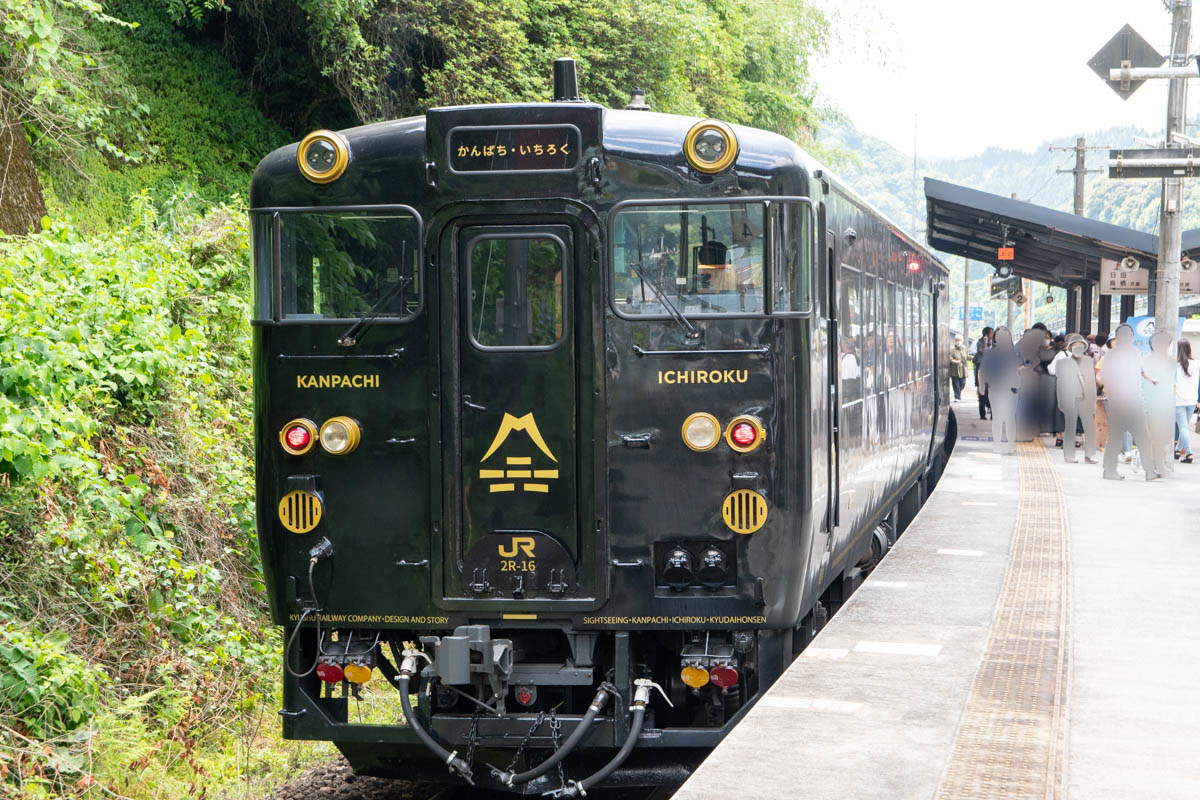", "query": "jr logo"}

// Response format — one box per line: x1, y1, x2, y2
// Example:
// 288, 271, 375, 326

498, 537, 537, 558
